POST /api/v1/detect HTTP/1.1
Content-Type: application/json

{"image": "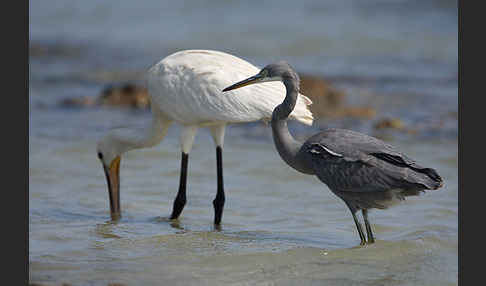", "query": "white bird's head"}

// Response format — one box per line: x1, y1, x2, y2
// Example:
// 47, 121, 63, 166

96, 118, 168, 220
222, 61, 300, 92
